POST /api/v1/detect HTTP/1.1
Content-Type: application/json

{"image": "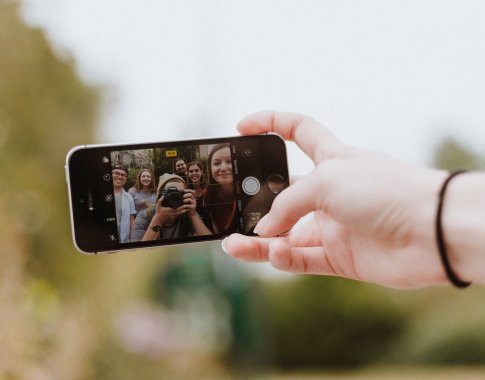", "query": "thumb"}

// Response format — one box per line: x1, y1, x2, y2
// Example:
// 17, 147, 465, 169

254, 174, 317, 237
